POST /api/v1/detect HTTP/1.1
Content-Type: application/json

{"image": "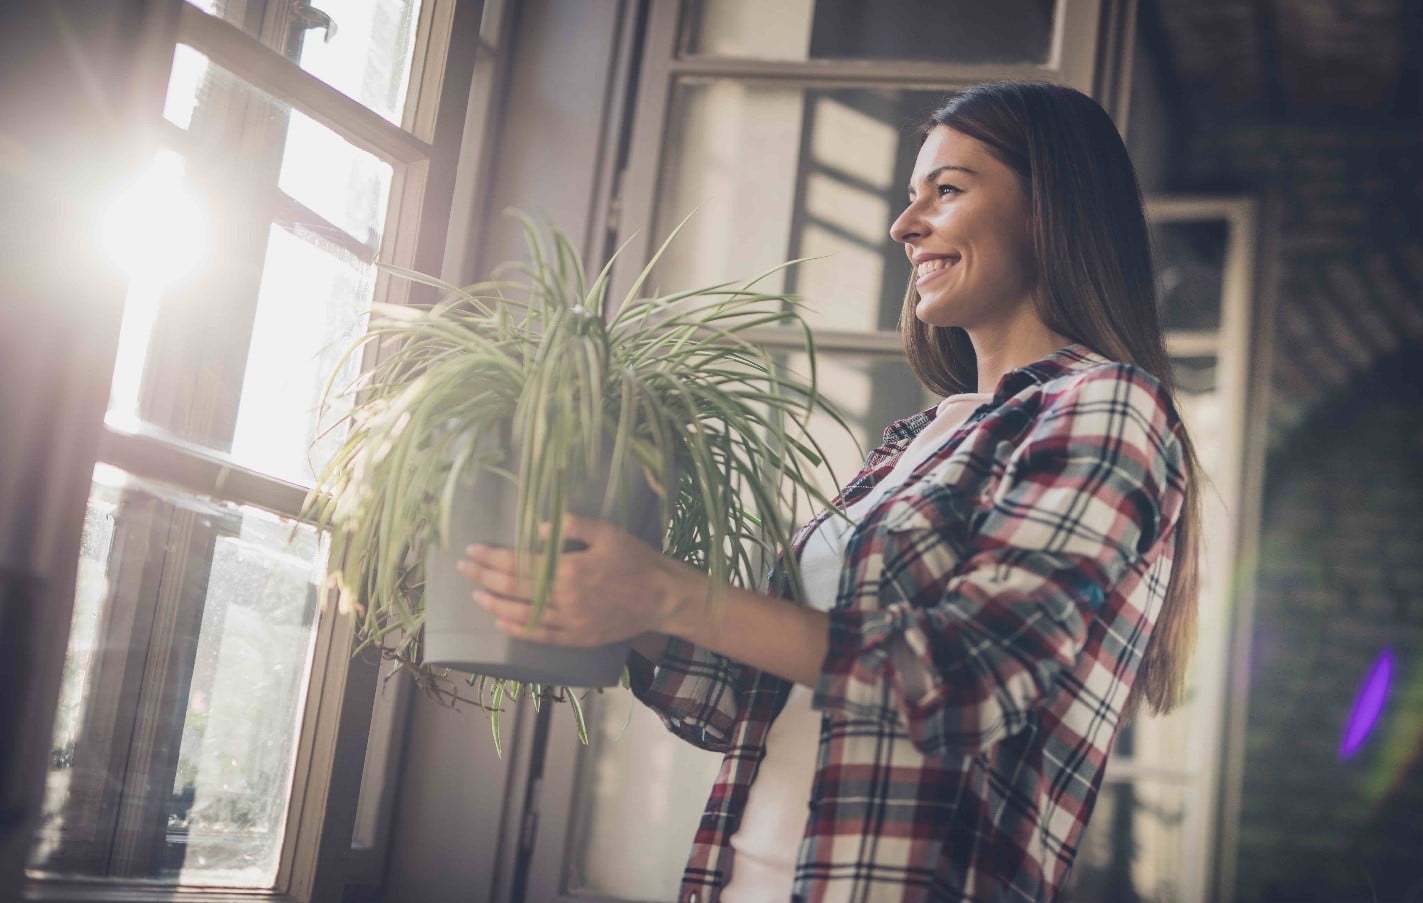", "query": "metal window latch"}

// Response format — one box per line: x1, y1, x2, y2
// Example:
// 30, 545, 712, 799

290, 1, 337, 43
